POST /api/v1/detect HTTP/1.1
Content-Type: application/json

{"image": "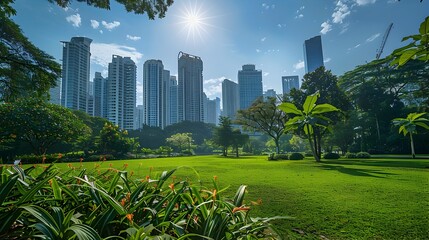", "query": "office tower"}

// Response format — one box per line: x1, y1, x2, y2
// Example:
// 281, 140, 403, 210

135, 105, 144, 129
264, 89, 277, 100
163, 70, 171, 128
107, 55, 136, 130
87, 81, 94, 116
303, 35, 324, 73
282, 75, 300, 94
203, 92, 208, 123
221, 79, 239, 120
169, 76, 178, 125
205, 97, 221, 125
238, 64, 263, 110
178, 52, 204, 122
93, 72, 108, 118
49, 78, 61, 105
61, 37, 92, 112
143, 59, 164, 128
